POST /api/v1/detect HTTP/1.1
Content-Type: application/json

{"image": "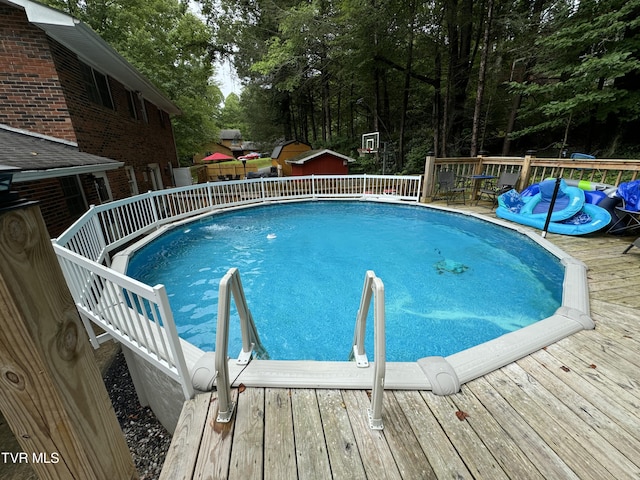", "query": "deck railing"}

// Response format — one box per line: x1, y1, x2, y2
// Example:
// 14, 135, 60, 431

53, 174, 421, 401
422, 155, 640, 200
53, 243, 194, 400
